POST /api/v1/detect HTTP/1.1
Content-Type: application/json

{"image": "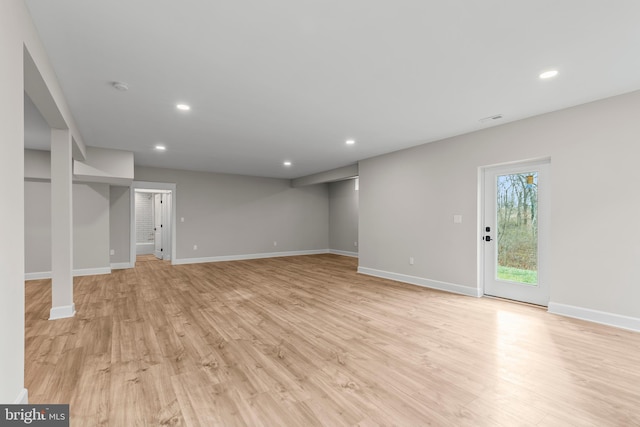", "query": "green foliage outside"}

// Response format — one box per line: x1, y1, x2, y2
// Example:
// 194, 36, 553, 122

497, 266, 537, 285
496, 172, 538, 284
